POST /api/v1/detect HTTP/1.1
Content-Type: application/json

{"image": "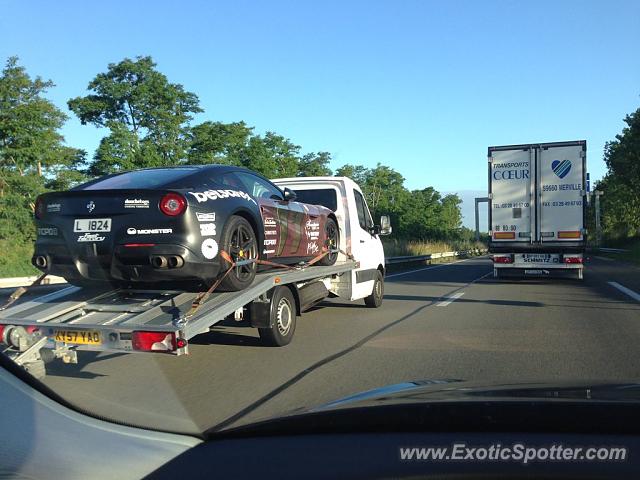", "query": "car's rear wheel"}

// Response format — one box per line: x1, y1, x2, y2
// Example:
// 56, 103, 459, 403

218, 215, 258, 291
318, 217, 339, 266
